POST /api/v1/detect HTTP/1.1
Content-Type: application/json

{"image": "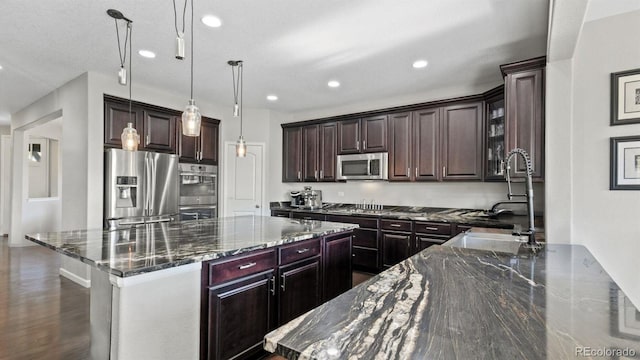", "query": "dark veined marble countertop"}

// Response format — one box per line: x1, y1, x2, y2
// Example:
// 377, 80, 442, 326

25, 216, 357, 277
264, 240, 640, 359
270, 202, 544, 233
